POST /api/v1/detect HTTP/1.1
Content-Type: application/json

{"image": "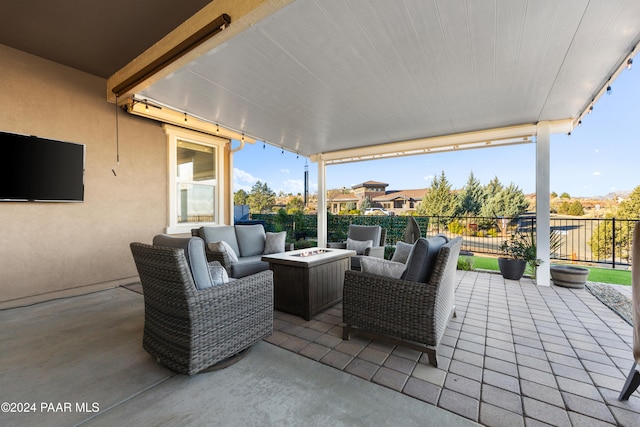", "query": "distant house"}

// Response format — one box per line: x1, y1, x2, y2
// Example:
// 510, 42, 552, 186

327, 180, 427, 215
